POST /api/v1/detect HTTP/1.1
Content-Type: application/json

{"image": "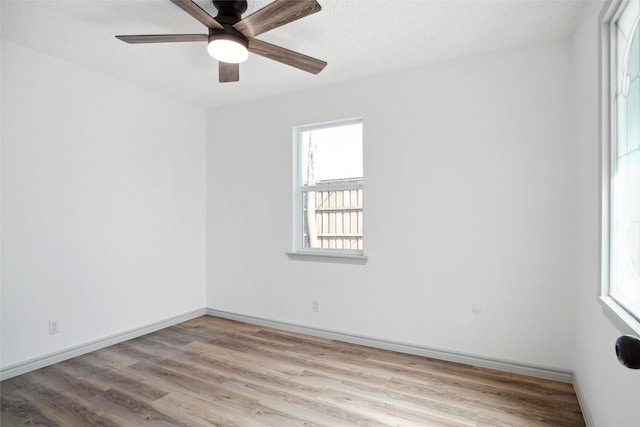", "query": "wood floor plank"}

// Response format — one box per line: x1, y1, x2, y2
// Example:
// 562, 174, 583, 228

384, 372, 583, 422
152, 391, 261, 427
156, 347, 384, 426
22, 364, 104, 399
366, 353, 582, 411
56, 358, 168, 403
0, 315, 585, 426
80, 346, 141, 370
219, 376, 383, 427
316, 387, 467, 427
0, 392, 60, 427
296, 369, 479, 425
127, 364, 324, 426
11, 384, 126, 427
181, 341, 312, 383
88, 388, 188, 426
